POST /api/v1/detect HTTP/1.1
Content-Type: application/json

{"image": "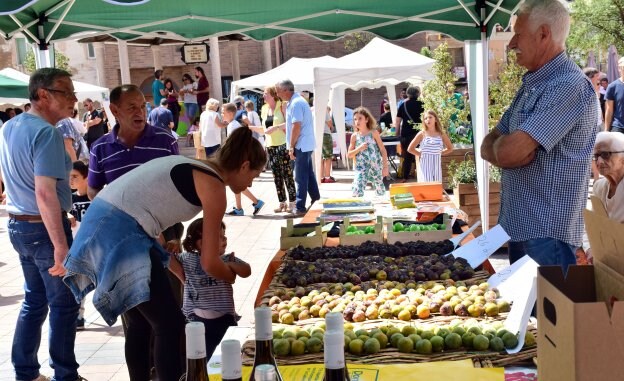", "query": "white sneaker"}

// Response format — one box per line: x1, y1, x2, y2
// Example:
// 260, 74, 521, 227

286, 202, 296, 213
274, 202, 286, 213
